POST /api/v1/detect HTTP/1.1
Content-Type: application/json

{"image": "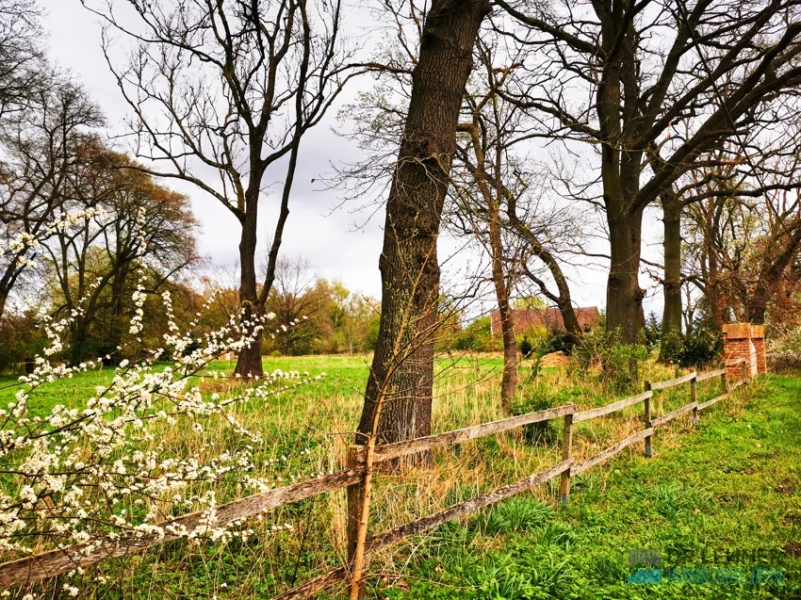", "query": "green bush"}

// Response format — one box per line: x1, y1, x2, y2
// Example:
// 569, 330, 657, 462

519, 336, 534, 358
545, 328, 577, 355
573, 327, 647, 393
660, 326, 721, 368
511, 387, 557, 444
676, 327, 720, 367
0, 312, 45, 373
452, 316, 502, 352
